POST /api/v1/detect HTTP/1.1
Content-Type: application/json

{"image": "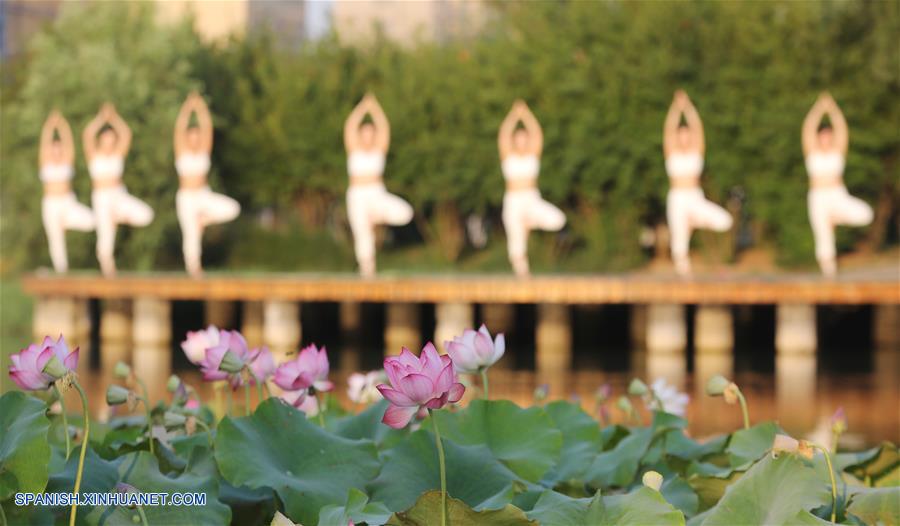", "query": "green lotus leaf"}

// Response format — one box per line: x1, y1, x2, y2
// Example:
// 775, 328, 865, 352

318, 487, 392, 526
846, 486, 900, 525
540, 401, 604, 485
387, 490, 535, 526
725, 422, 779, 469
214, 398, 380, 526
526, 487, 685, 526
430, 400, 563, 482
0, 391, 52, 499
700, 454, 830, 525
